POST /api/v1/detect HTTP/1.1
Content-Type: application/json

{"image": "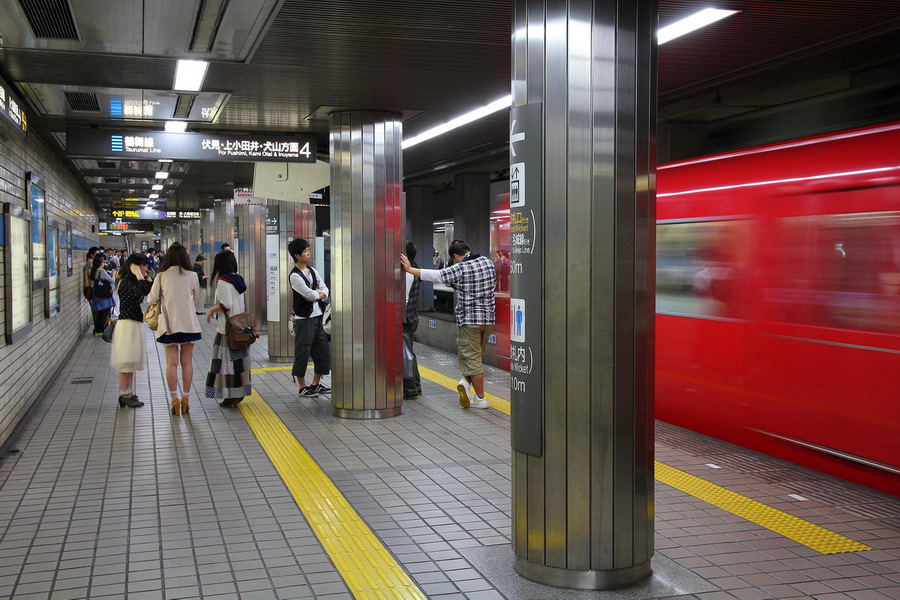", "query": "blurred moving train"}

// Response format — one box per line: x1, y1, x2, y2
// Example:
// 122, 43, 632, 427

656, 121, 900, 496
